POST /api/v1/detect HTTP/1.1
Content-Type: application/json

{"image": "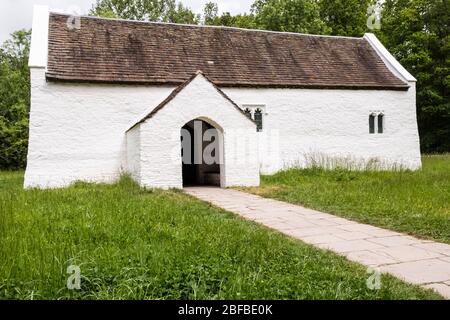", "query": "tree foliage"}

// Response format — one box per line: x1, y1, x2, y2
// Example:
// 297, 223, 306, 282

377, 0, 450, 152
203, 1, 219, 25
0, 30, 31, 169
319, 0, 375, 36
251, 0, 330, 34
90, 0, 199, 23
